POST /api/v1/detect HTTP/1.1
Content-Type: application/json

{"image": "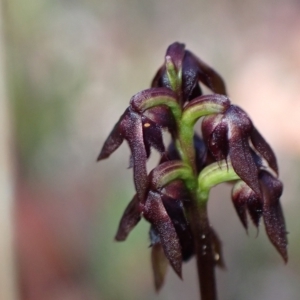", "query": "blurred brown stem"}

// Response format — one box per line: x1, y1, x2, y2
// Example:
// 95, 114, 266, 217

186, 200, 217, 300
